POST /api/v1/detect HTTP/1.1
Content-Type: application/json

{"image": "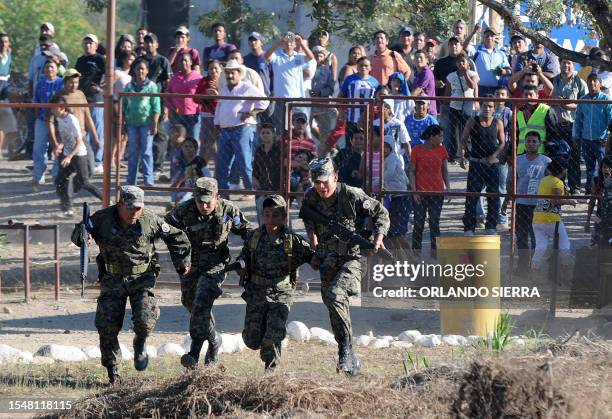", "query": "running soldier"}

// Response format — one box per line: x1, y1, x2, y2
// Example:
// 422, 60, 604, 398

71, 186, 191, 384
236, 195, 314, 370
300, 157, 390, 375
165, 177, 249, 368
